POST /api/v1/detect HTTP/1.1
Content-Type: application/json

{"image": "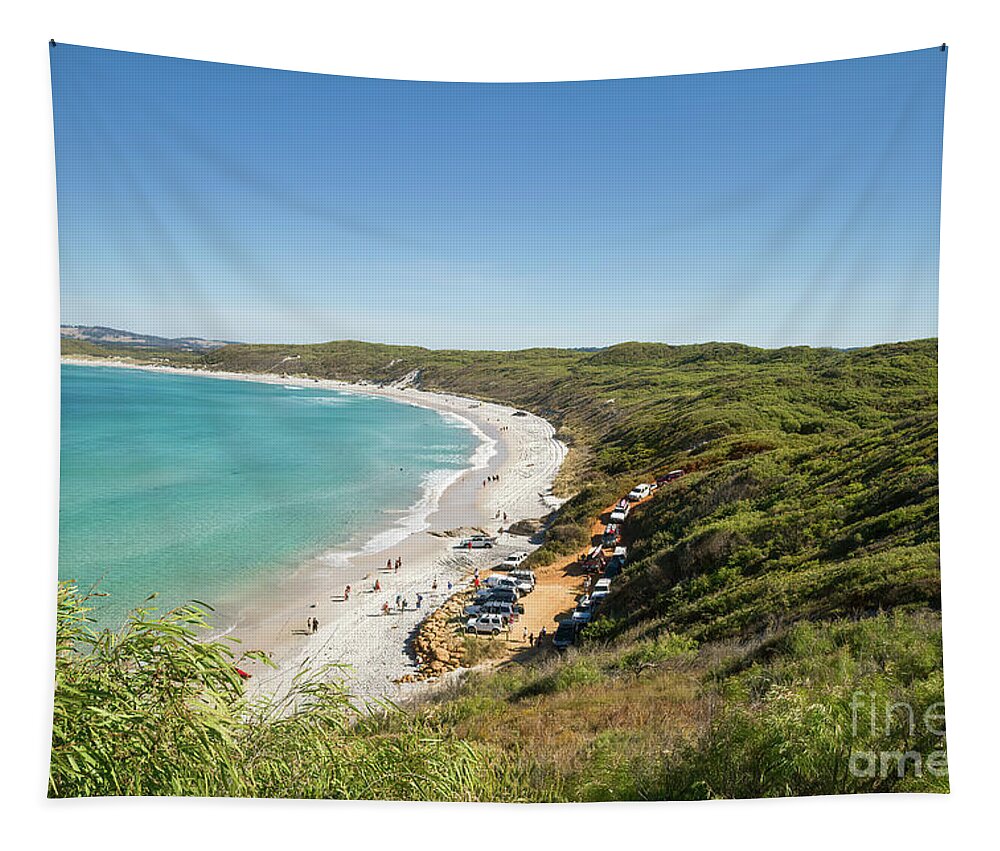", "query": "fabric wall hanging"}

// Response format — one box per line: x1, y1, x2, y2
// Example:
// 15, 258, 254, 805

49, 43, 947, 800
